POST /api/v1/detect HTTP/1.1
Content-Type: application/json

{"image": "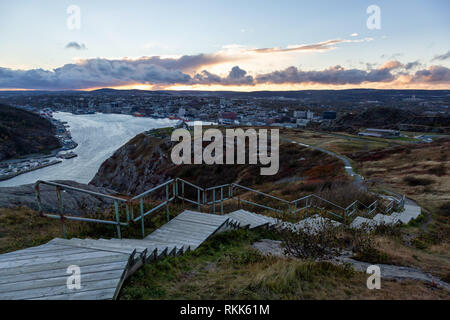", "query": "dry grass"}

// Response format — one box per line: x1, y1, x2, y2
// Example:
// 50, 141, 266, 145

375, 236, 450, 280
120, 229, 450, 300
0, 202, 189, 254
